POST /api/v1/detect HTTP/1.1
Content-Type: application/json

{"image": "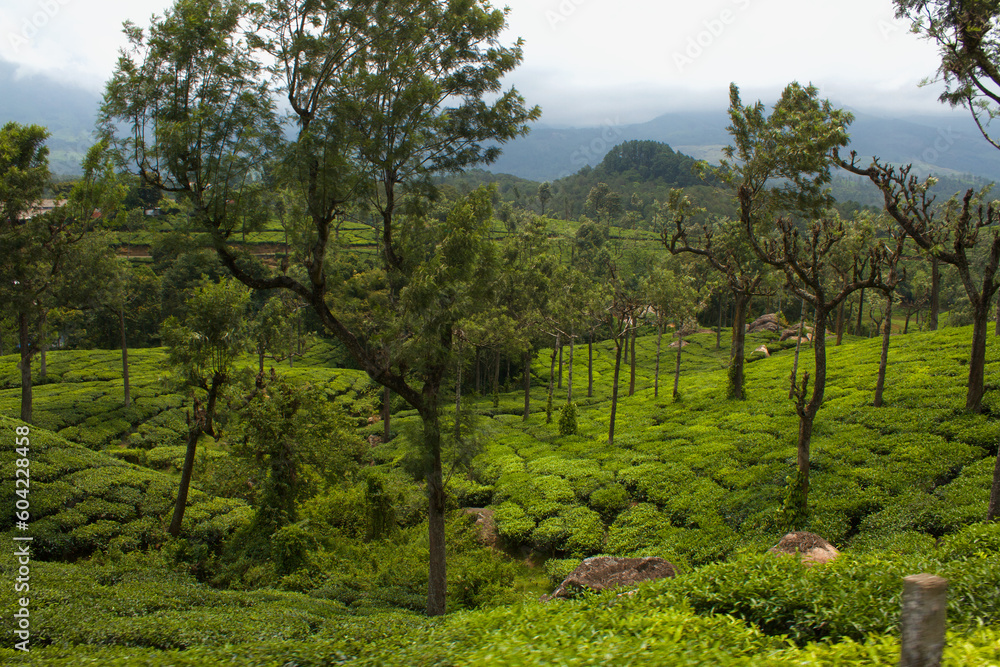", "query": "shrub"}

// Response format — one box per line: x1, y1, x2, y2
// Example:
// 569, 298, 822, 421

557, 402, 577, 436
